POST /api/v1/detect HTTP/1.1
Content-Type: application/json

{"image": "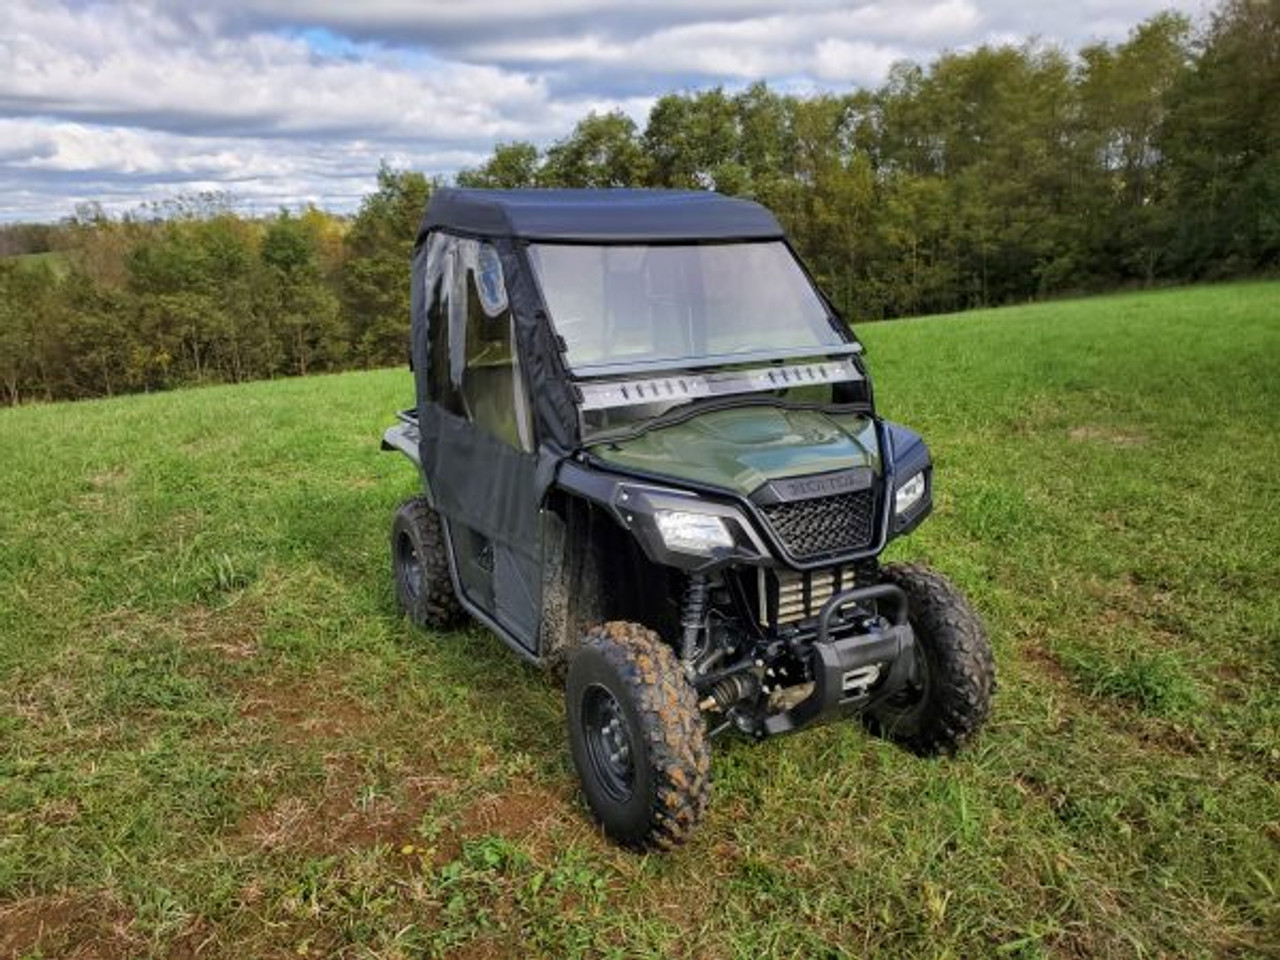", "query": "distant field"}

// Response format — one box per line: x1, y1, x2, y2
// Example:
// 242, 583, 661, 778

3, 250, 69, 277
1, 282, 1277, 958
